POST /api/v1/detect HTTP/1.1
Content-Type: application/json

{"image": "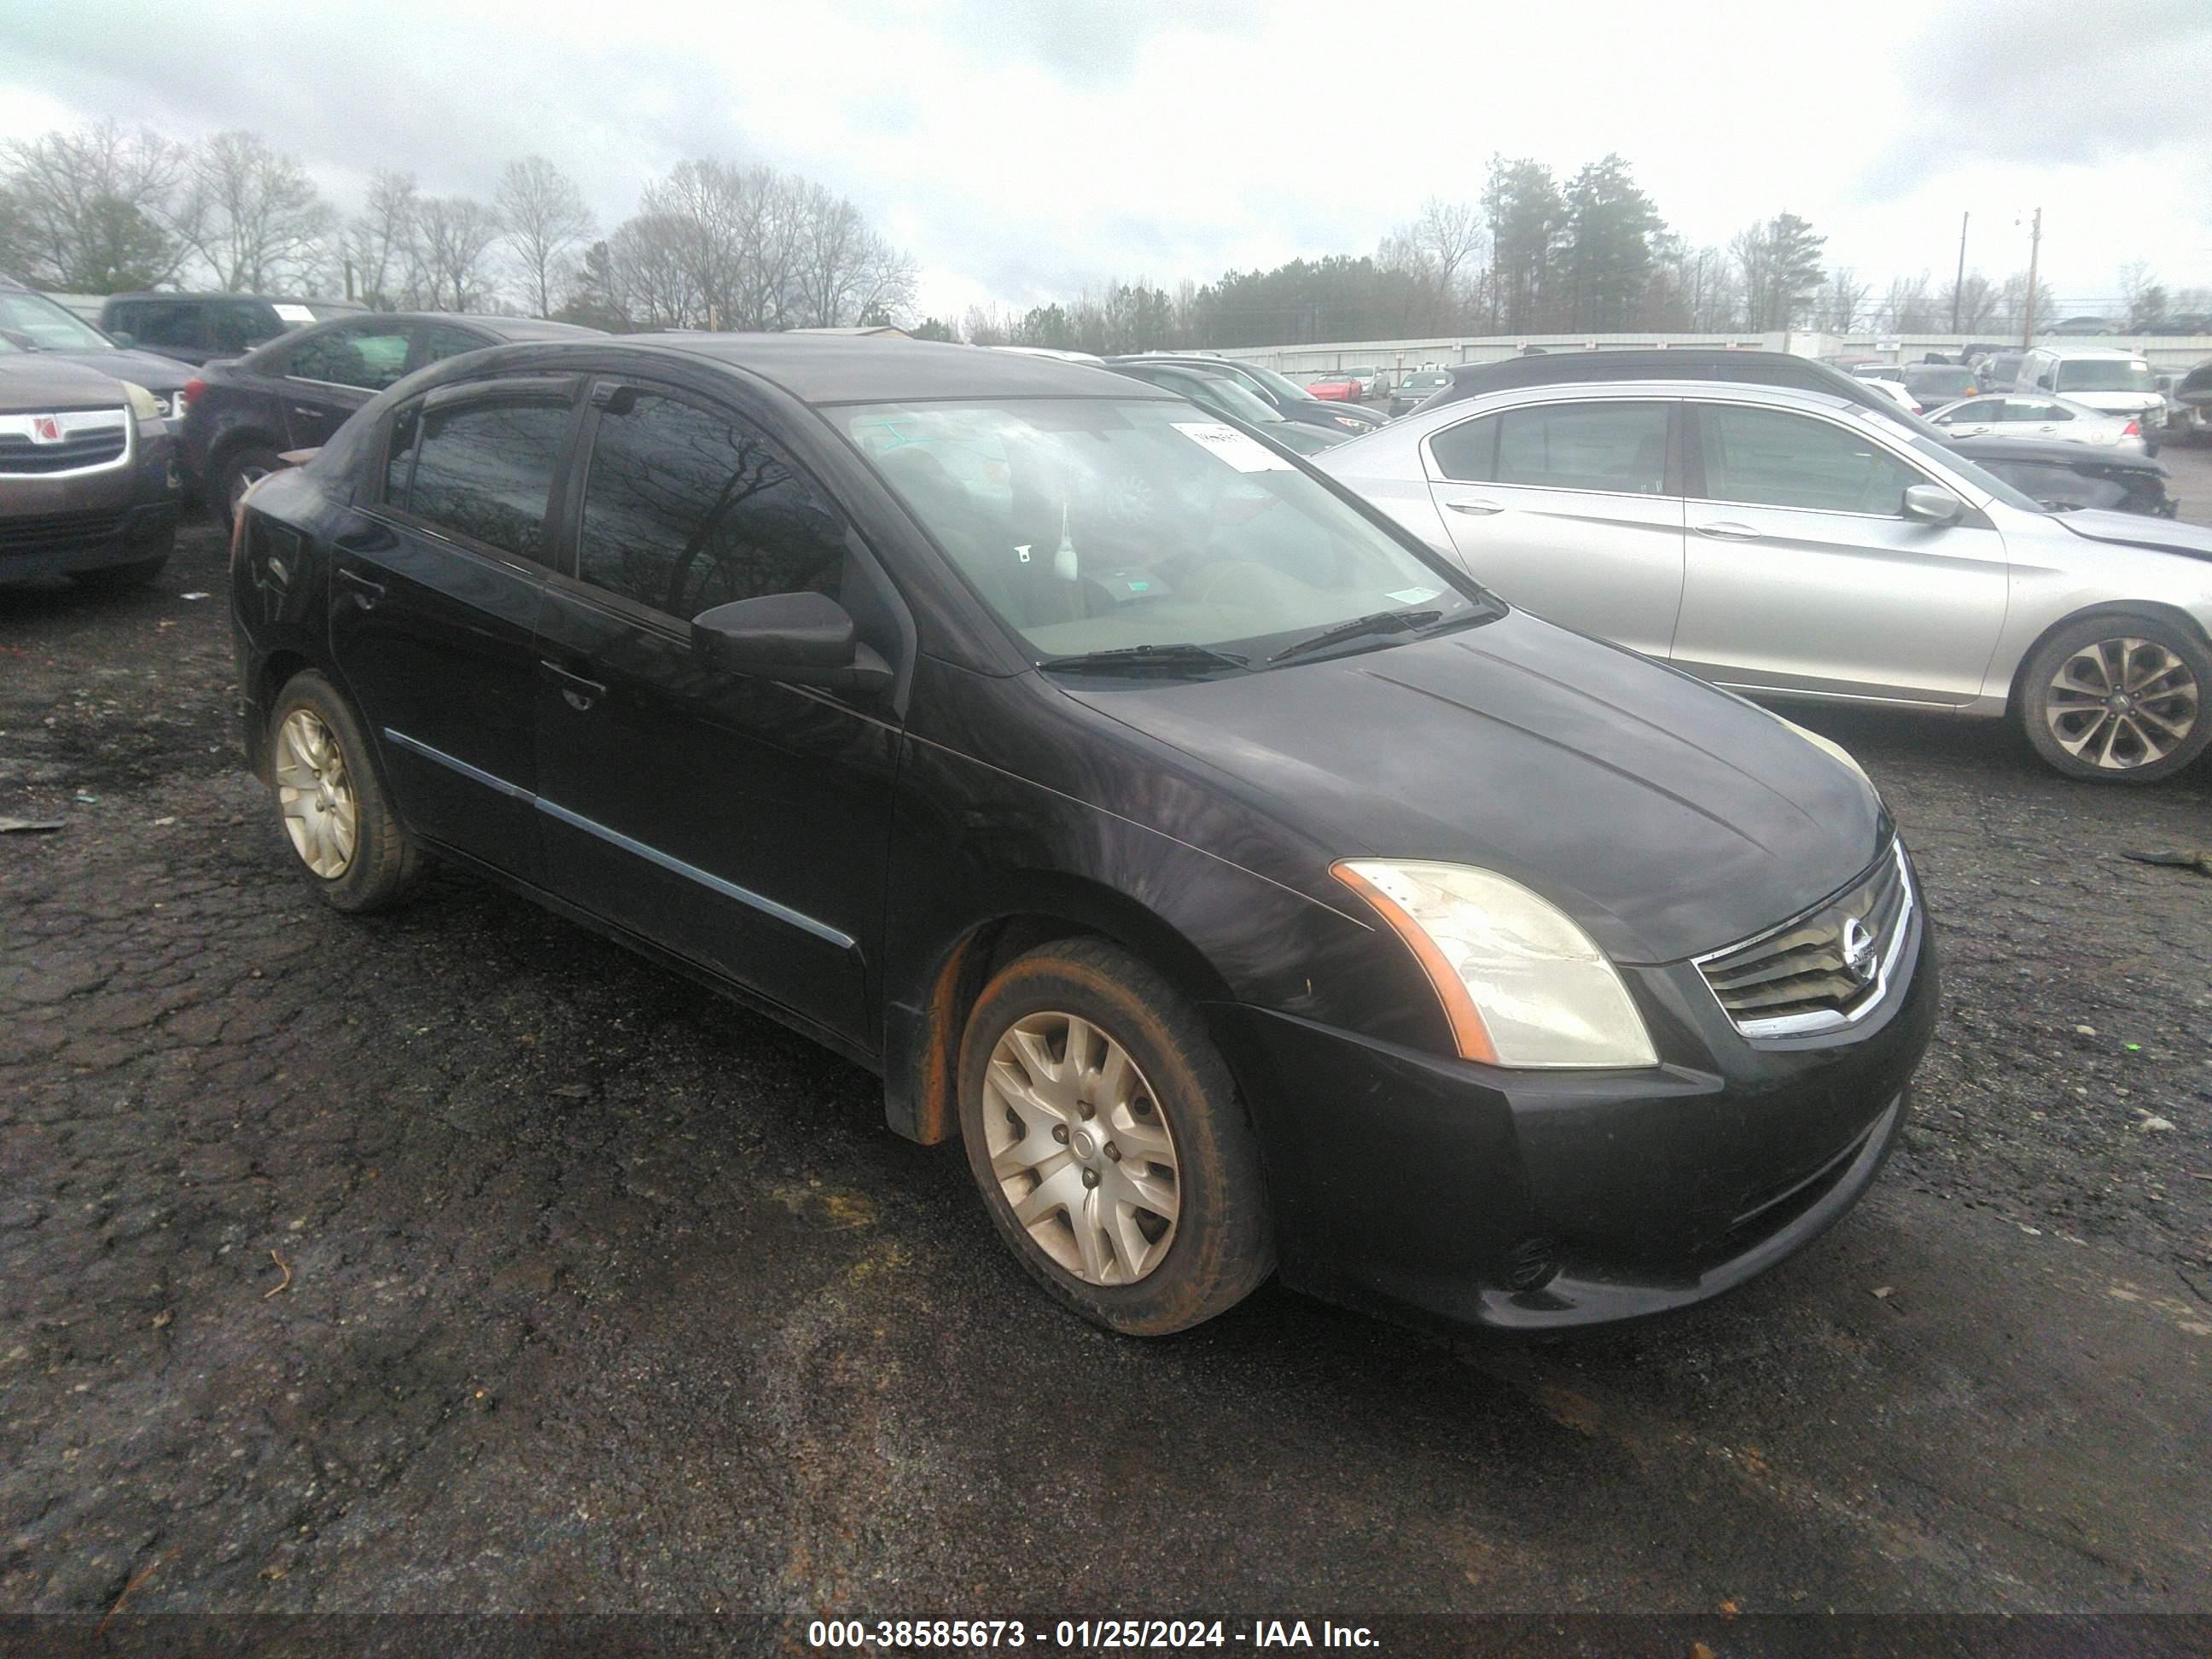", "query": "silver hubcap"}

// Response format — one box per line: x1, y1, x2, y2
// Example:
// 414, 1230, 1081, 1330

274, 708, 358, 878
2045, 637, 2199, 770
981, 1011, 1181, 1286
